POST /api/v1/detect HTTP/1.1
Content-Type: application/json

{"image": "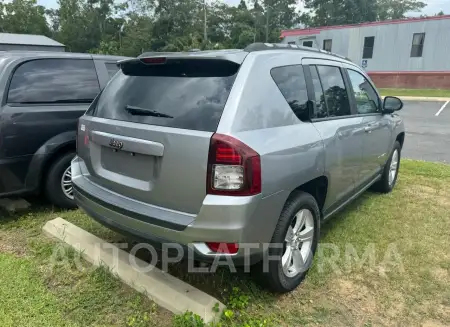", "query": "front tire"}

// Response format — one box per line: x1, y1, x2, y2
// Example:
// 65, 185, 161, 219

45, 152, 77, 209
260, 191, 320, 293
372, 141, 401, 193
